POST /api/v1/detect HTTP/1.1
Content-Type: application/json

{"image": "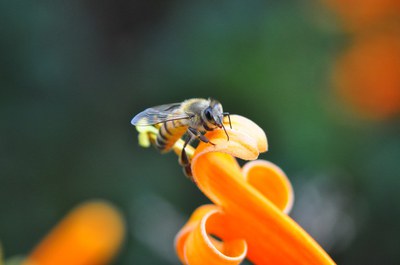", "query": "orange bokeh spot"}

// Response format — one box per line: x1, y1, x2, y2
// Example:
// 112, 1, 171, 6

323, 0, 400, 31
334, 31, 400, 119
24, 201, 125, 265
